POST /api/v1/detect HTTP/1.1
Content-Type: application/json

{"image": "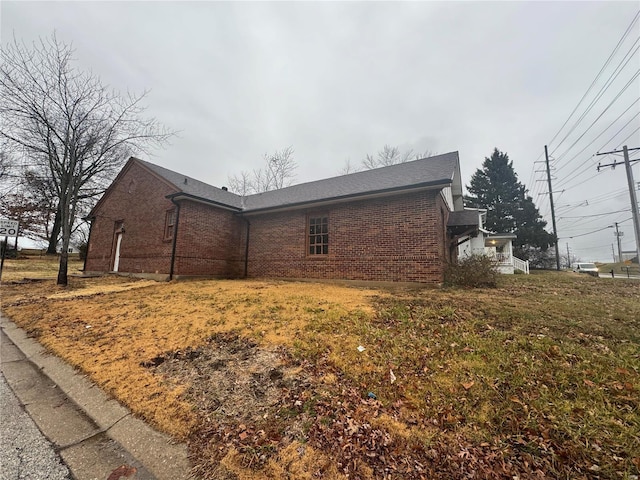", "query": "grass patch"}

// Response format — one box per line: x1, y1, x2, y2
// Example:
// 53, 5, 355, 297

1, 258, 639, 478
0, 254, 84, 282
